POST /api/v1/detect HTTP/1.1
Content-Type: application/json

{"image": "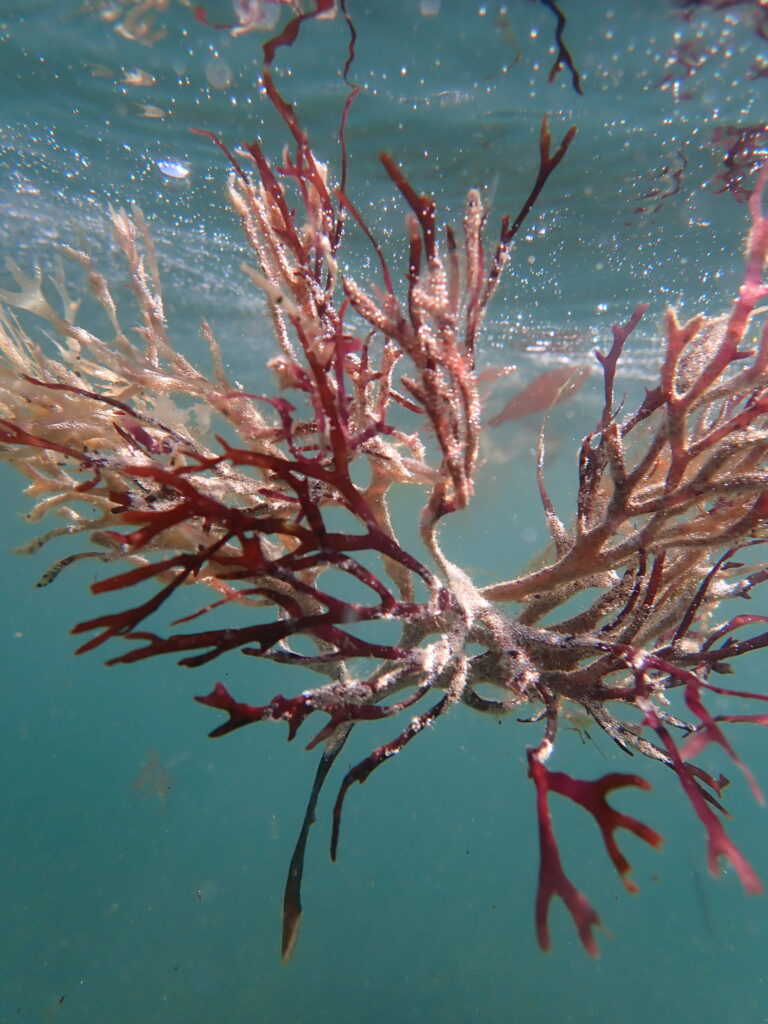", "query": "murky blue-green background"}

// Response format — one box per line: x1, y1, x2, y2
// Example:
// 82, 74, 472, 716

2, 1, 768, 1021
